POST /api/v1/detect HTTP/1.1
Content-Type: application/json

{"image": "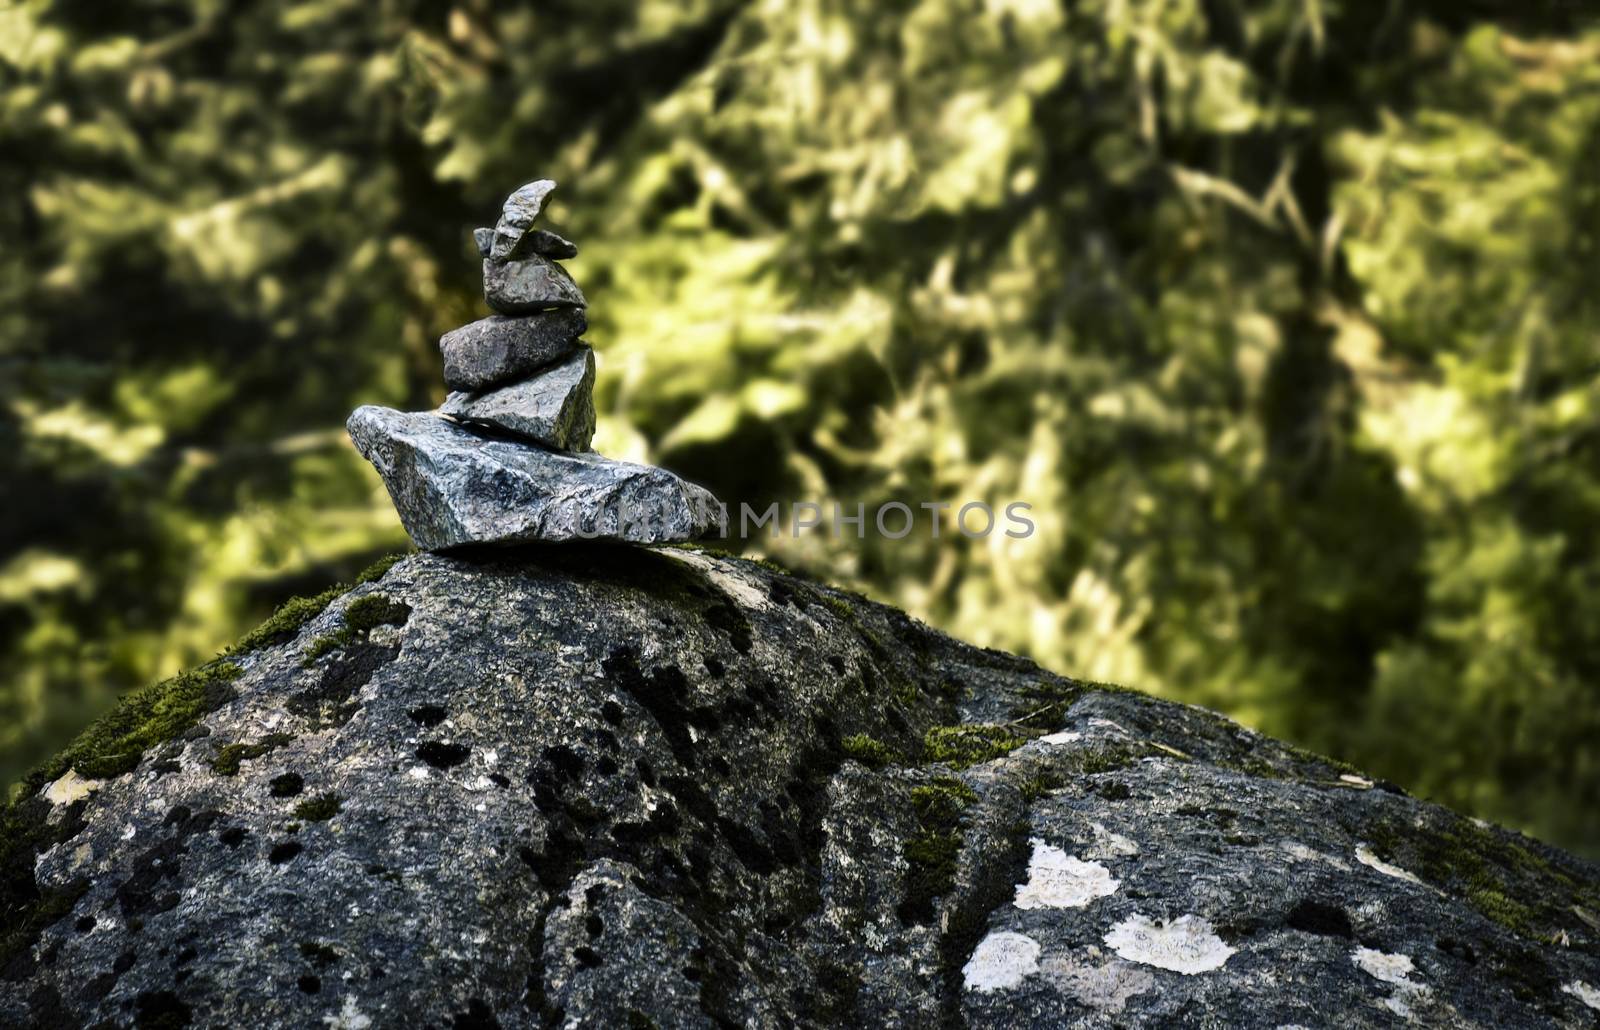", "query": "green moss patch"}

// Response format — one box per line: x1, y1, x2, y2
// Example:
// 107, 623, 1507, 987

211, 732, 294, 776
1363, 814, 1592, 942
223, 552, 410, 660
302, 594, 412, 667
922, 724, 1024, 769
29, 661, 244, 786
898, 776, 978, 923
225, 587, 344, 659
841, 734, 897, 770
293, 793, 342, 822
353, 552, 408, 585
